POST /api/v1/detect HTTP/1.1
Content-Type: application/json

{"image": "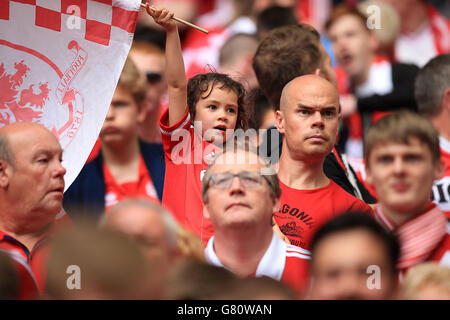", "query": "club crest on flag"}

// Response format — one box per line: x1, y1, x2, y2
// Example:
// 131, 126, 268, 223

0, 39, 86, 148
